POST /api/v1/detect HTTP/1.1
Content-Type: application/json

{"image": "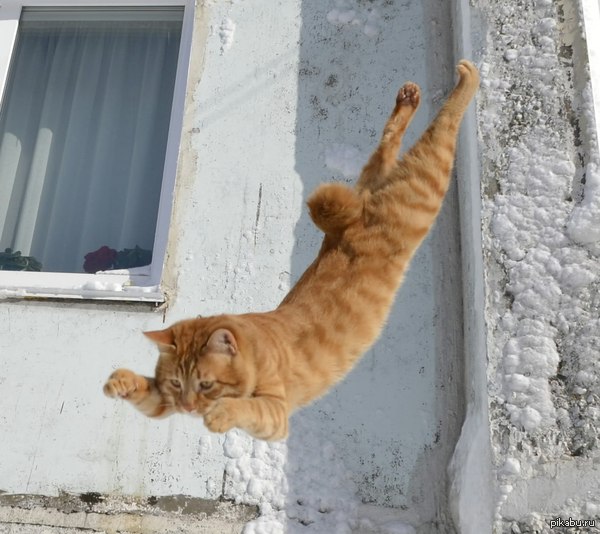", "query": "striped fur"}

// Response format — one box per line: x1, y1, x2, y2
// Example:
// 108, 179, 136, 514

104, 61, 479, 441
